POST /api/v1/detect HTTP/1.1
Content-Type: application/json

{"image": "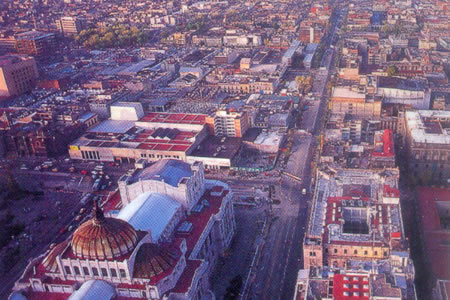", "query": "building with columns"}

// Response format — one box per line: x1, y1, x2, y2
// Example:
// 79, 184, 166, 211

11, 159, 235, 300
